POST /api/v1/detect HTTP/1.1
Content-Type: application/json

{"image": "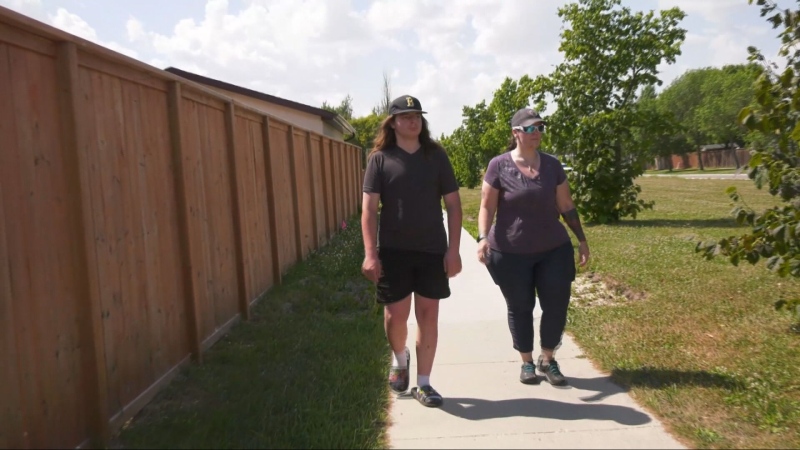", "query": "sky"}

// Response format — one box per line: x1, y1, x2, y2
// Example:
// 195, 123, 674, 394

0, 0, 787, 137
